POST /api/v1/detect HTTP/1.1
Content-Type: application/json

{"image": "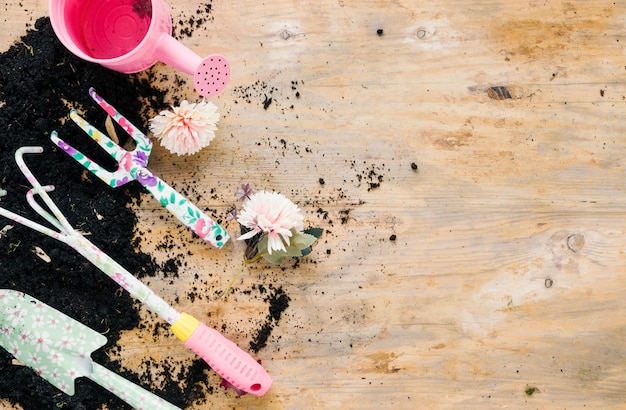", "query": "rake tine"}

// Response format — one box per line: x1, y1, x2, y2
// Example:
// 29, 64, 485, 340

88, 87, 152, 150
5, 147, 76, 241
69, 110, 127, 162
25, 185, 67, 234
0, 195, 64, 243
50, 131, 130, 188
15, 147, 72, 233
